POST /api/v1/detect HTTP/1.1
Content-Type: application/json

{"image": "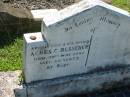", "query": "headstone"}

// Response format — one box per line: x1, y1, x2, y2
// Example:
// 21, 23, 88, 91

23, 0, 130, 83
15, 0, 130, 97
